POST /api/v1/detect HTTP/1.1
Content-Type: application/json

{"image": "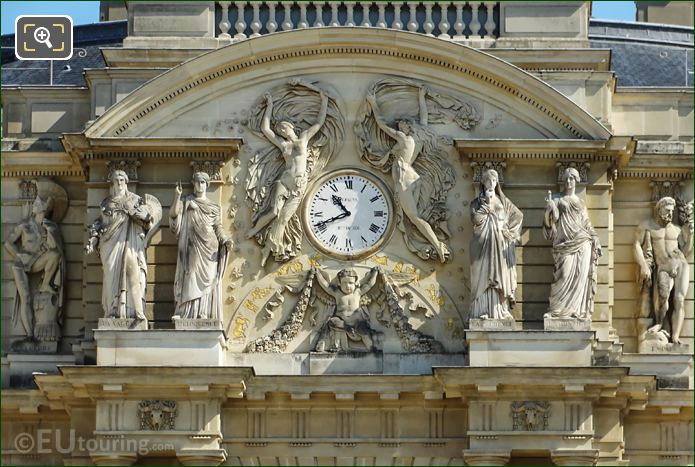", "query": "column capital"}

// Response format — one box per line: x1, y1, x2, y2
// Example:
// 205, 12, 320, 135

463, 449, 511, 466
176, 448, 227, 466
550, 449, 599, 466
90, 452, 137, 466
